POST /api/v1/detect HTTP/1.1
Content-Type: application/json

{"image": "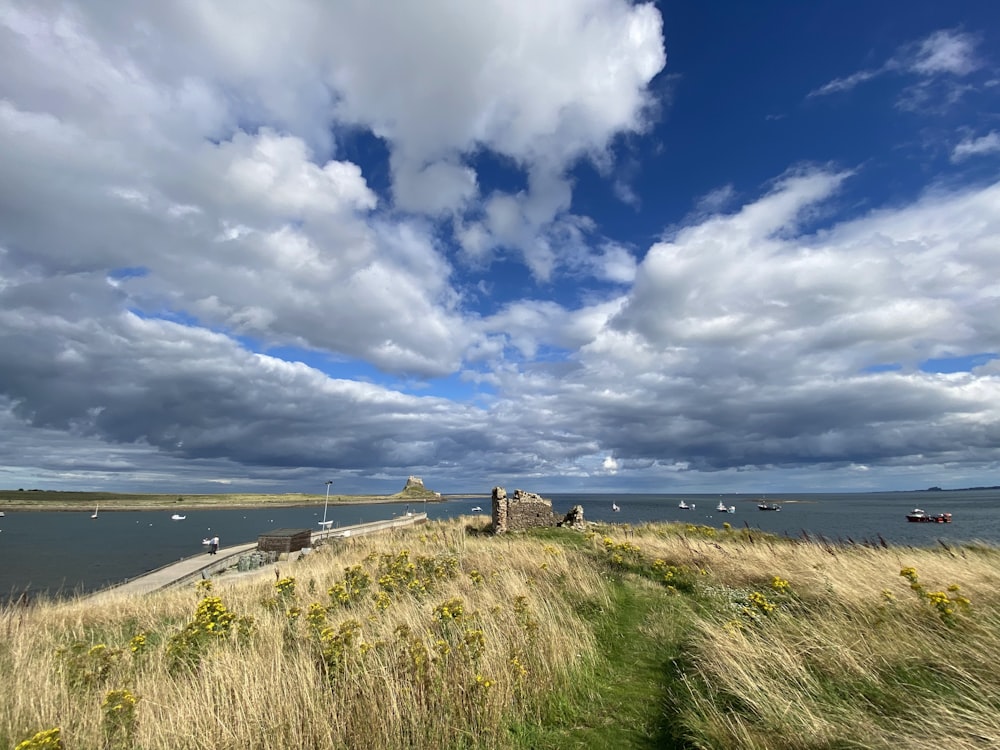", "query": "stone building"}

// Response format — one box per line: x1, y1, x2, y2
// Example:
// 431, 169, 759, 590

491, 487, 558, 533
257, 528, 312, 553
